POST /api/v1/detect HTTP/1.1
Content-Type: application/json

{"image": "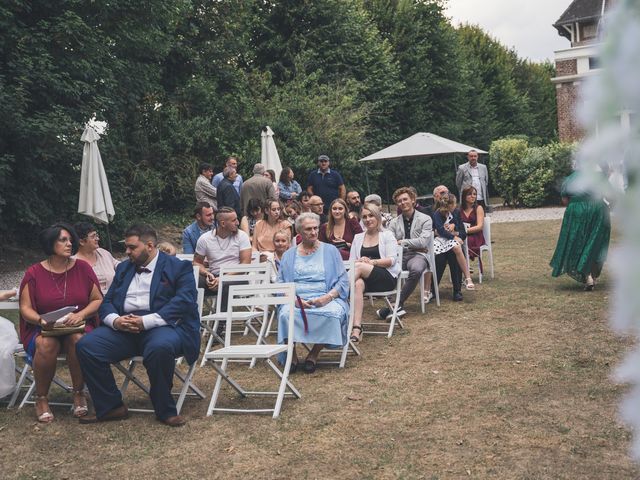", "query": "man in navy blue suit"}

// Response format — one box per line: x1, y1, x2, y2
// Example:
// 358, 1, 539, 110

77, 224, 199, 427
